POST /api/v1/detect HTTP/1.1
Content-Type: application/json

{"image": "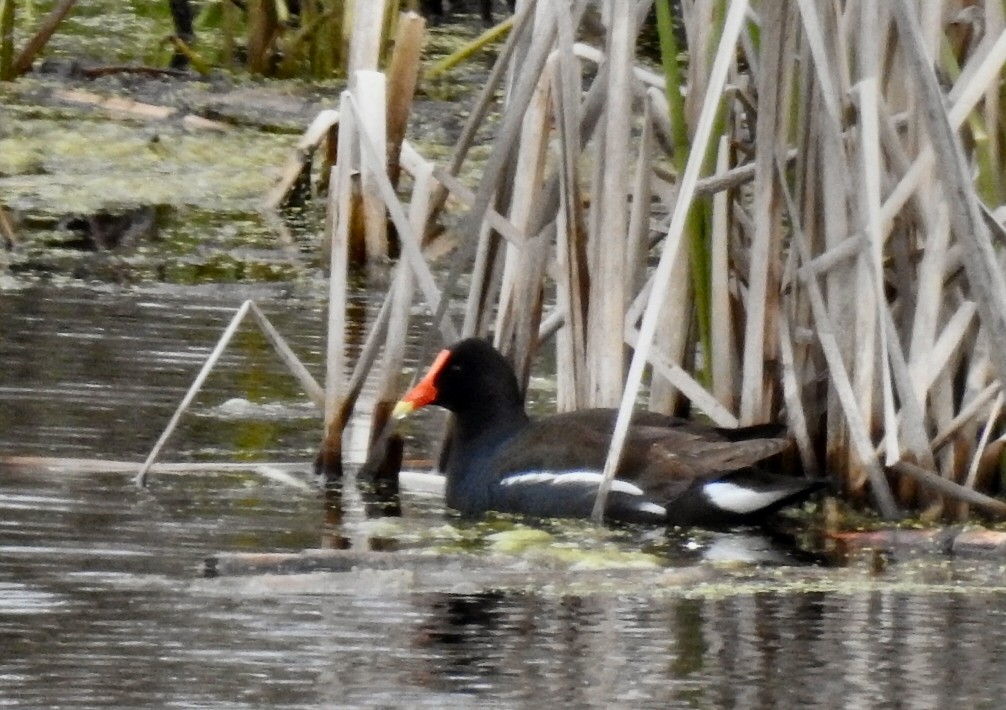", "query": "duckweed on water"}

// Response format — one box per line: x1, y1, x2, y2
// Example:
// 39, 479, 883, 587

484, 526, 554, 553
0, 117, 296, 214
